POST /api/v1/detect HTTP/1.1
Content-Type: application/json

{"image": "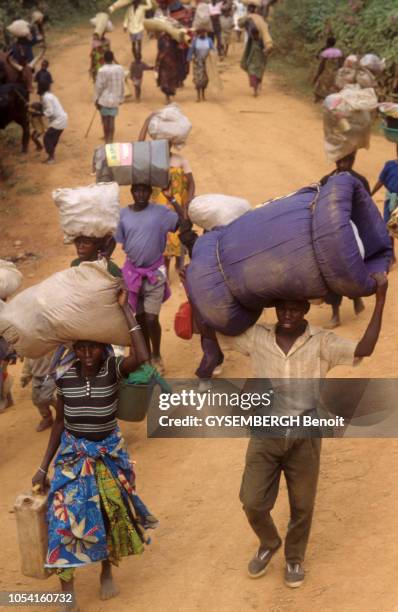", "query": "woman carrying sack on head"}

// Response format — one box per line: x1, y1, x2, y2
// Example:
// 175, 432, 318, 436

155, 32, 182, 103
187, 28, 214, 102
313, 36, 344, 102
32, 290, 158, 608
240, 8, 273, 97
139, 112, 195, 279
90, 32, 111, 82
